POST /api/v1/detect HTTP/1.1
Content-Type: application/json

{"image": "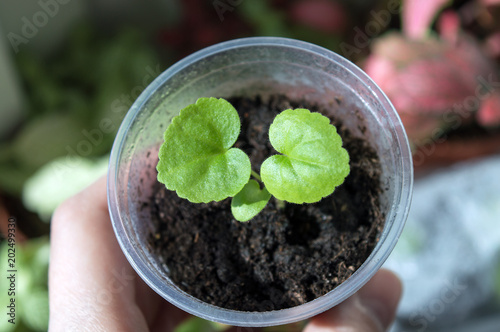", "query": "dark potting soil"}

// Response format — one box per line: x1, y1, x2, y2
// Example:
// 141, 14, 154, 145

148, 95, 384, 311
